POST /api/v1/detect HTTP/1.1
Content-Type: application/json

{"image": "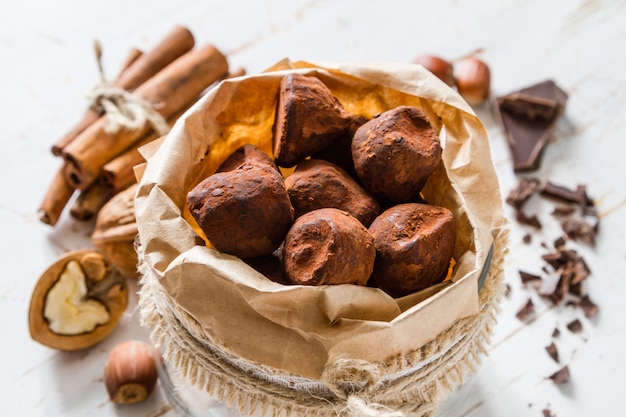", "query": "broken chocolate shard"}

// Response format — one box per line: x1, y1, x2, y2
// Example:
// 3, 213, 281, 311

545, 342, 559, 363
506, 177, 541, 209
495, 80, 568, 172
516, 298, 535, 320
566, 318, 583, 333
537, 272, 561, 303
516, 209, 542, 228
561, 217, 597, 245
519, 270, 541, 284
548, 365, 570, 385
552, 205, 576, 216
541, 182, 587, 205
579, 295, 599, 318
553, 236, 567, 249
